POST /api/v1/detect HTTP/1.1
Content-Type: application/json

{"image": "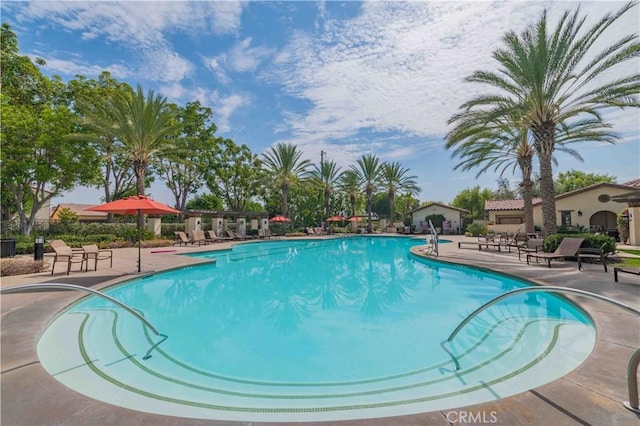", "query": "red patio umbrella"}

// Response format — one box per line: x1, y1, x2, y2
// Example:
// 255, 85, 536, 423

86, 195, 179, 273
269, 215, 291, 223
347, 216, 361, 222
326, 215, 346, 222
